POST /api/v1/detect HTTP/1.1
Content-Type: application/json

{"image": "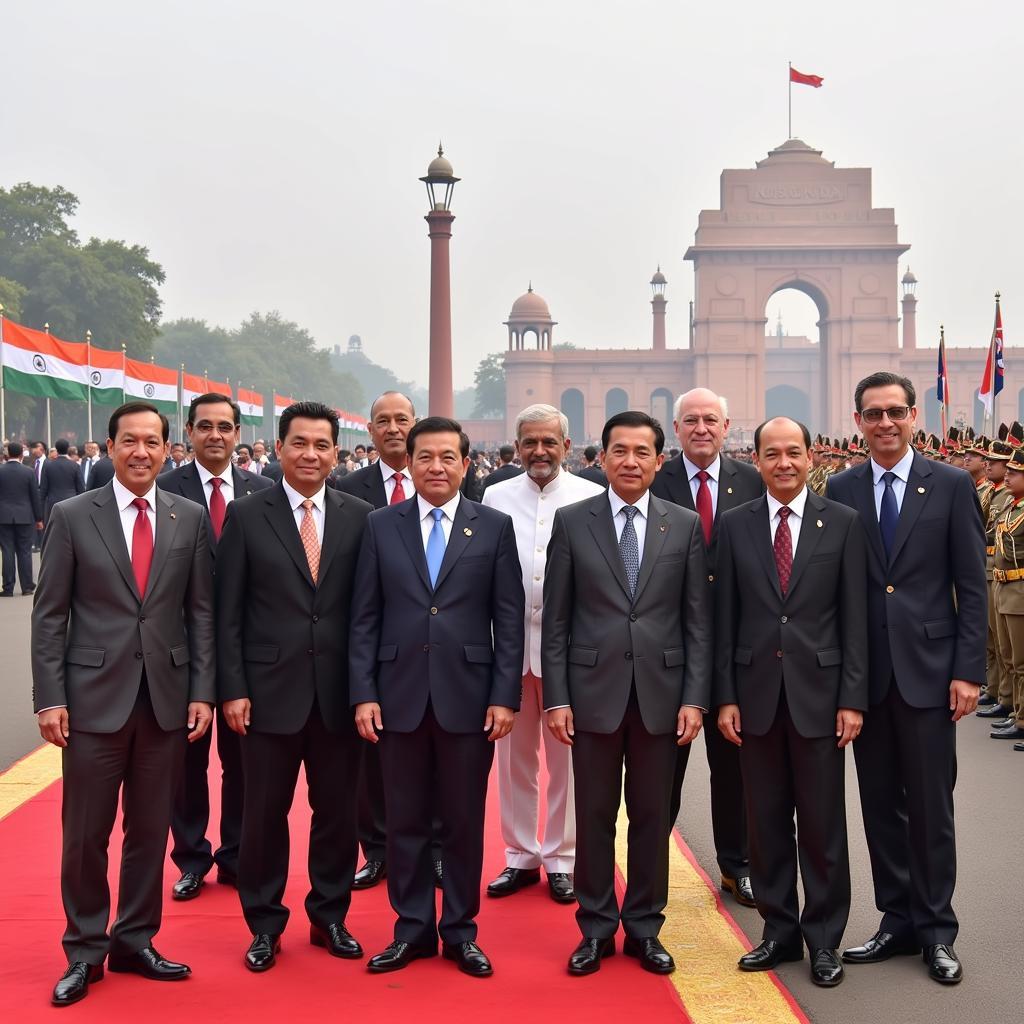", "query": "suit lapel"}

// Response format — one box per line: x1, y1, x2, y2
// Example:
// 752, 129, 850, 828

89, 484, 140, 601
661, 458, 695, 510
231, 465, 259, 498
317, 489, 346, 585
888, 453, 933, 566
397, 497, 433, 593
716, 457, 746, 518
263, 484, 315, 589
179, 463, 206, 507
588, 498, 632, 601
784, 491, 826, 597
749, 496, 783, 601
853, 462, 887, 568
632, 495, 669, 604
143, 489, 181, 600
432, 499, 478, 592
370, 464, 388, 508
